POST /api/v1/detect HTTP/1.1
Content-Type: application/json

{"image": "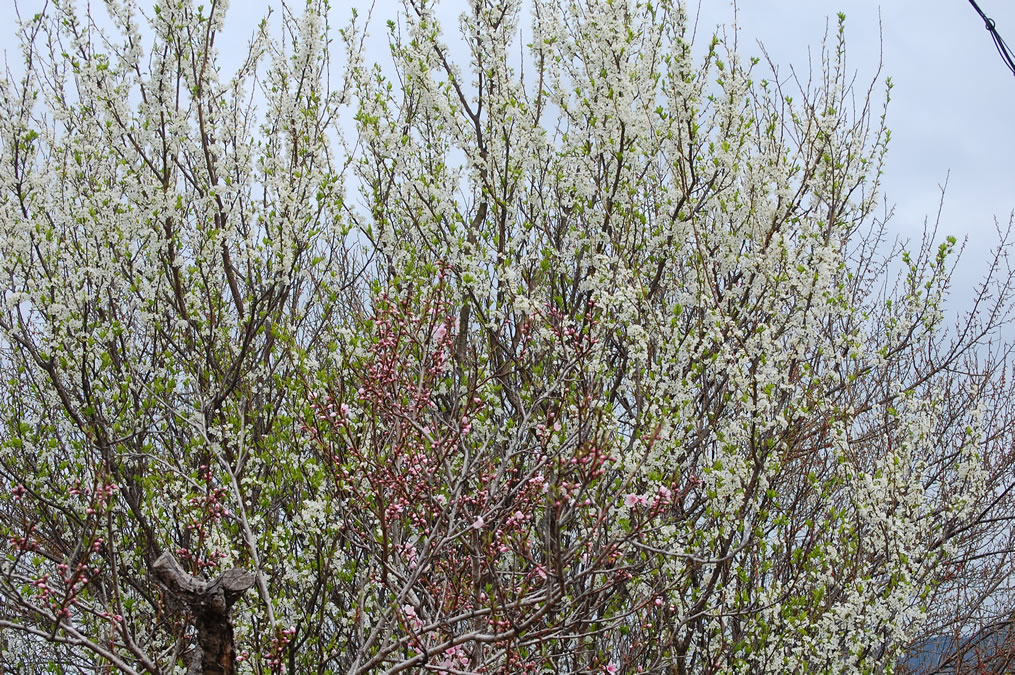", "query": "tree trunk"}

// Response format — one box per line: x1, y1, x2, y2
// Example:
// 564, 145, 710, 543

153, 552, 255, 675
